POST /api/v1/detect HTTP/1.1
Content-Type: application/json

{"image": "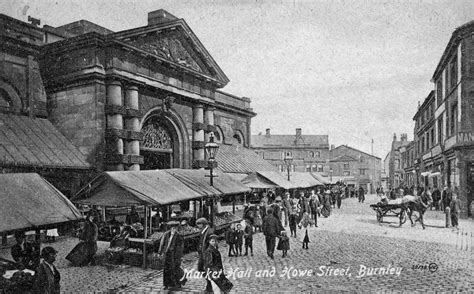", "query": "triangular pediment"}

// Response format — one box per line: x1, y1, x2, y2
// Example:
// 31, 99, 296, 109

113, 17, 229, 86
